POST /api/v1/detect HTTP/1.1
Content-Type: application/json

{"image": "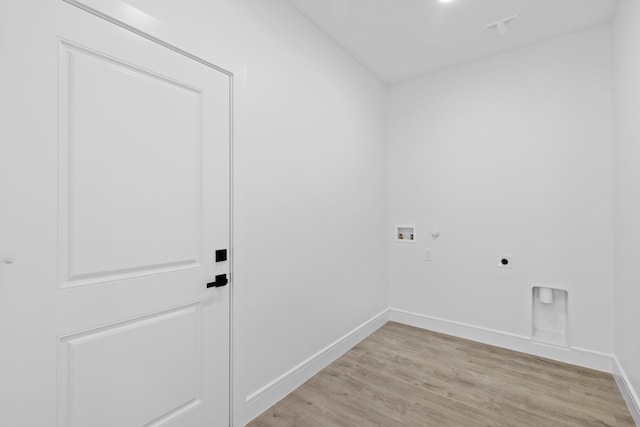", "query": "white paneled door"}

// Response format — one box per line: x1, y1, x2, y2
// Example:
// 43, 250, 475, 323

0, 1, 231, 426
